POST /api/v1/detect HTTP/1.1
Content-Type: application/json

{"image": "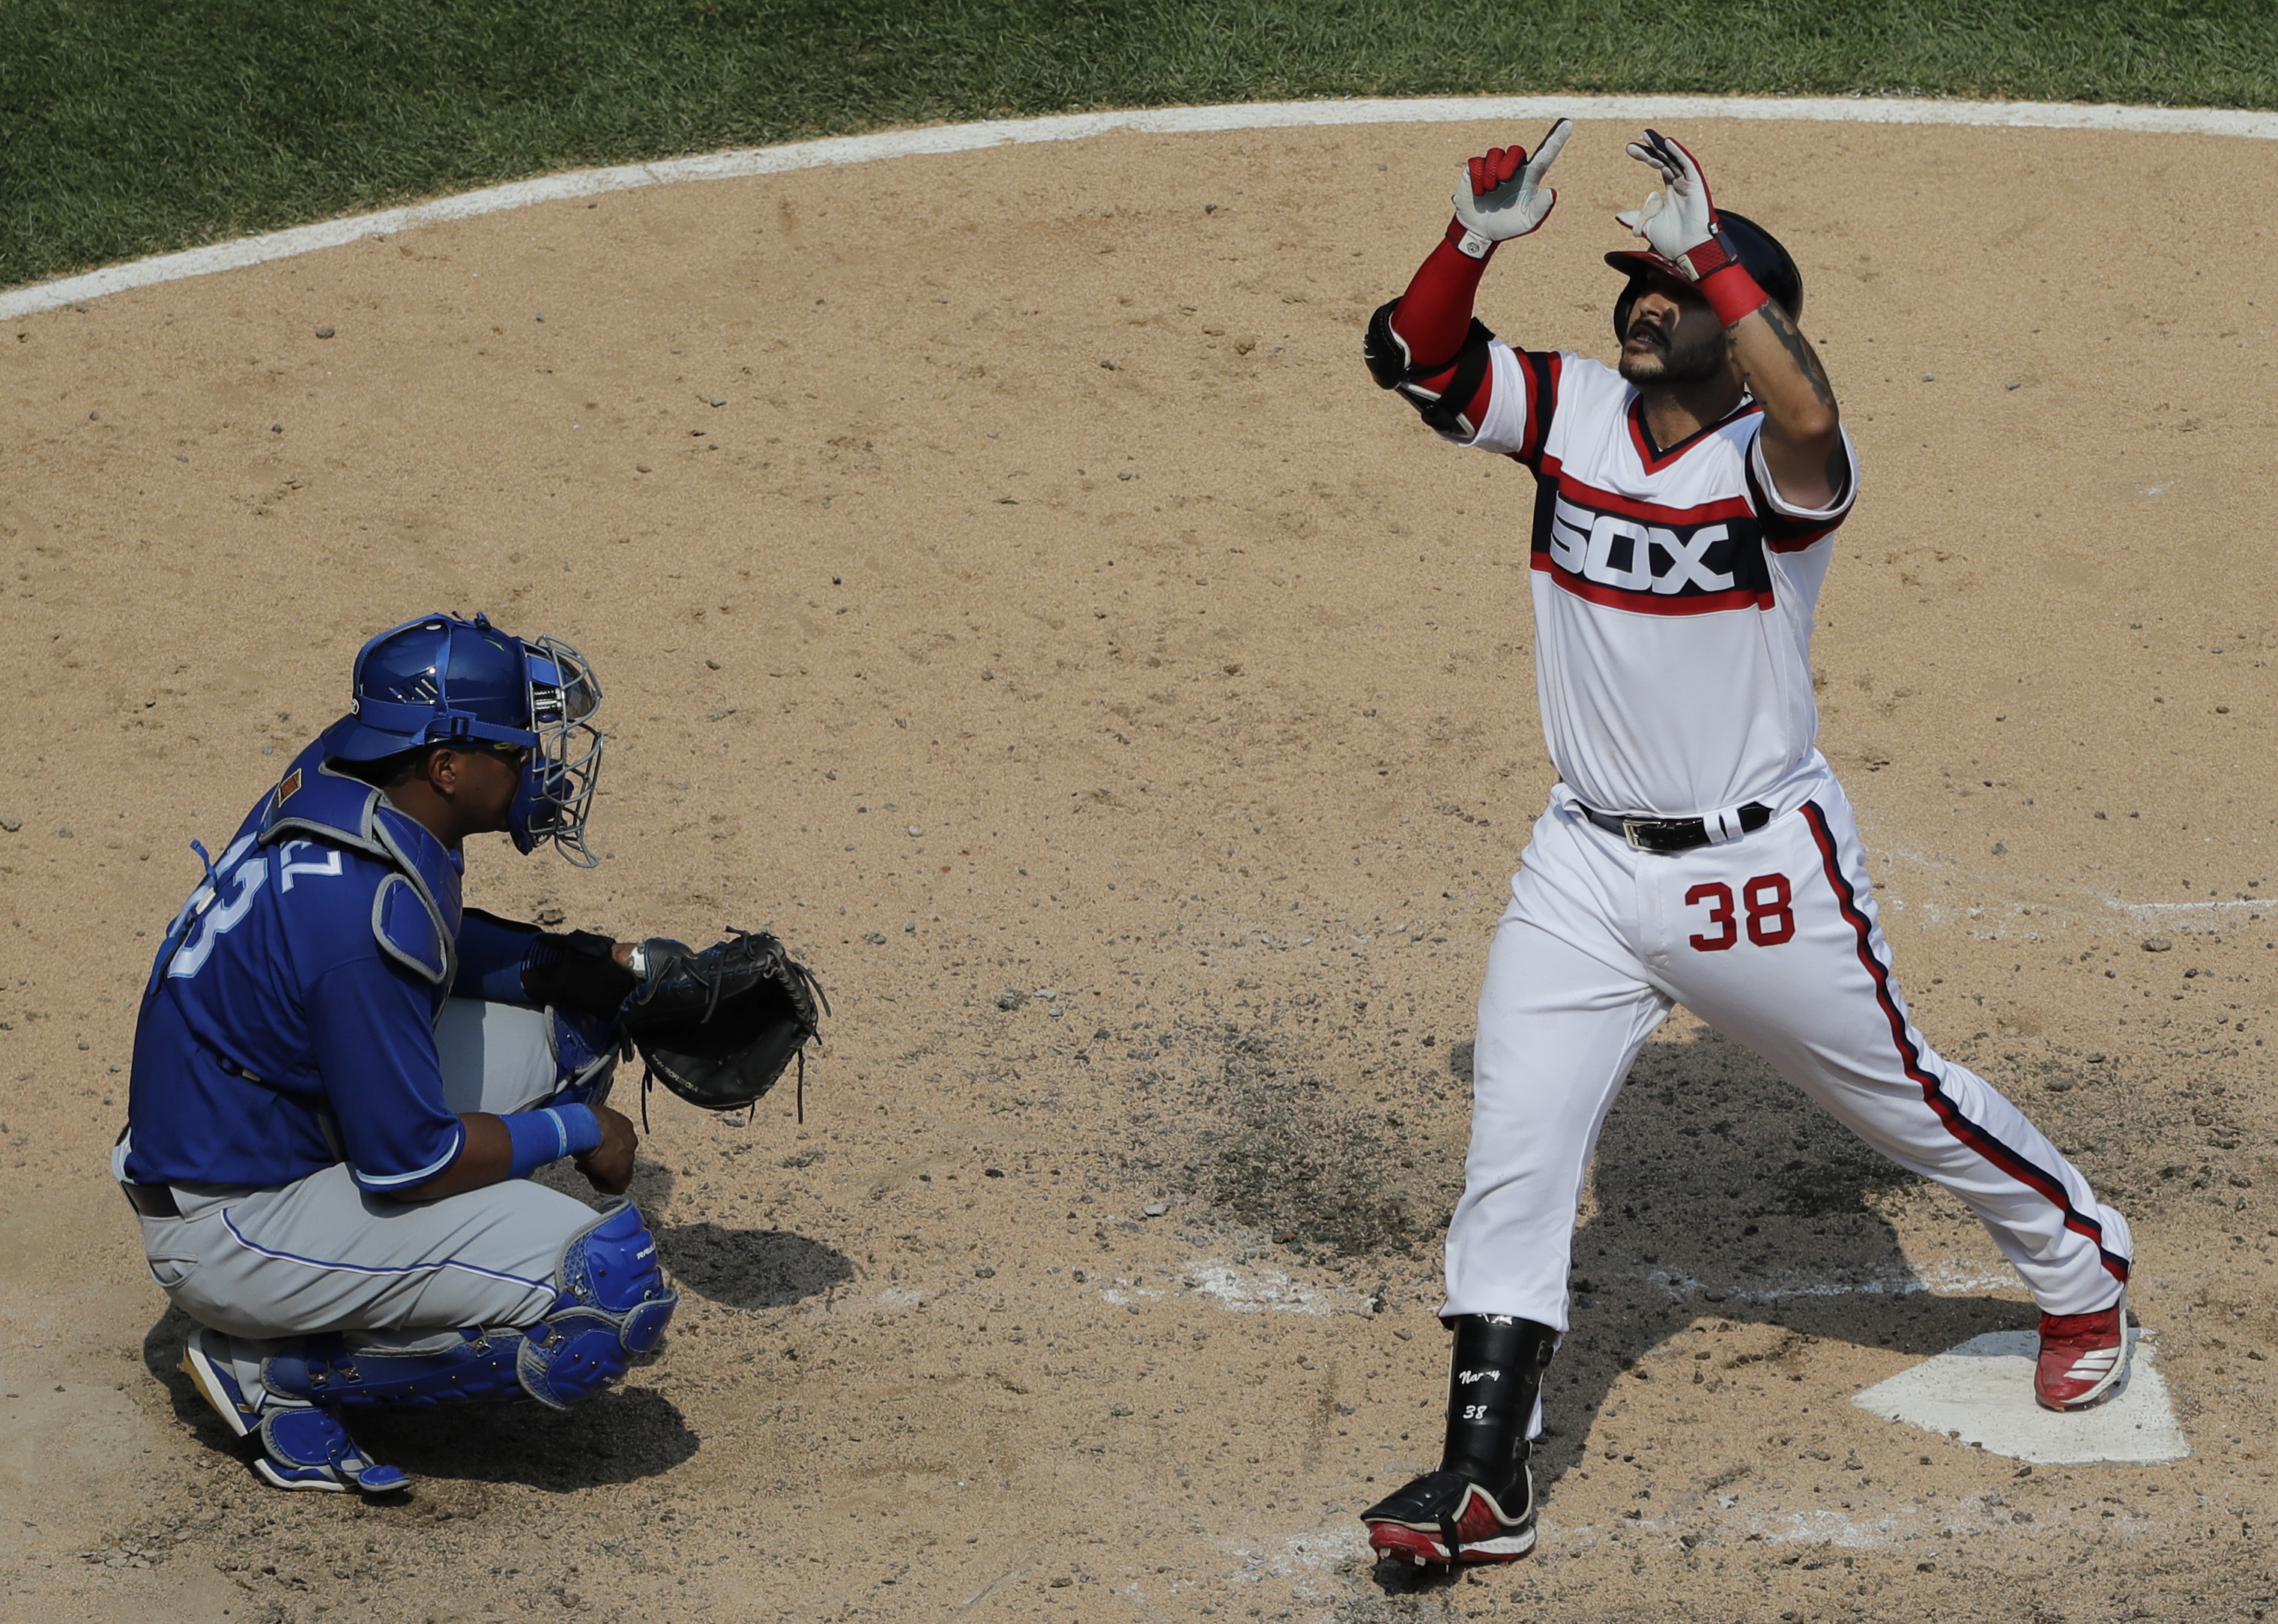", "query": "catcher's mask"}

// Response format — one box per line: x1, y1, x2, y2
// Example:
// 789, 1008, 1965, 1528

320, 612, 606, 866
1606, 208, 1802, 341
